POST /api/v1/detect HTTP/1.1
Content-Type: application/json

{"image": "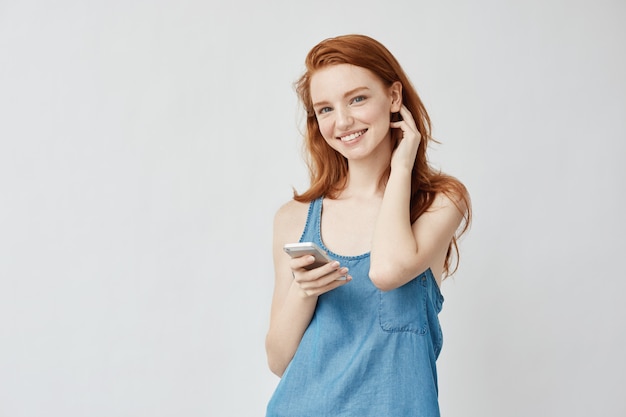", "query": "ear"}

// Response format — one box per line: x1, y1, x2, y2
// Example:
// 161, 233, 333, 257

389, 81, 402, 112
